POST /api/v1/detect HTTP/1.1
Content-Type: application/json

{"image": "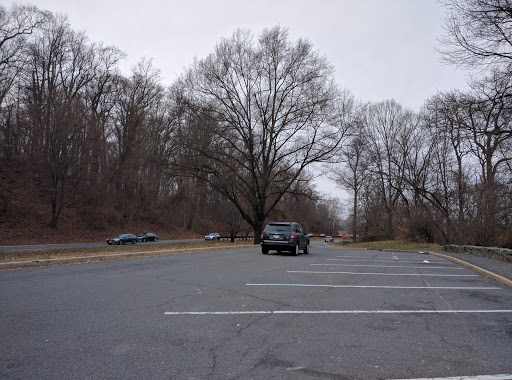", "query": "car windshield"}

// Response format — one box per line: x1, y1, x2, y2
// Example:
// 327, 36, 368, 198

265, 224, 292, 232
